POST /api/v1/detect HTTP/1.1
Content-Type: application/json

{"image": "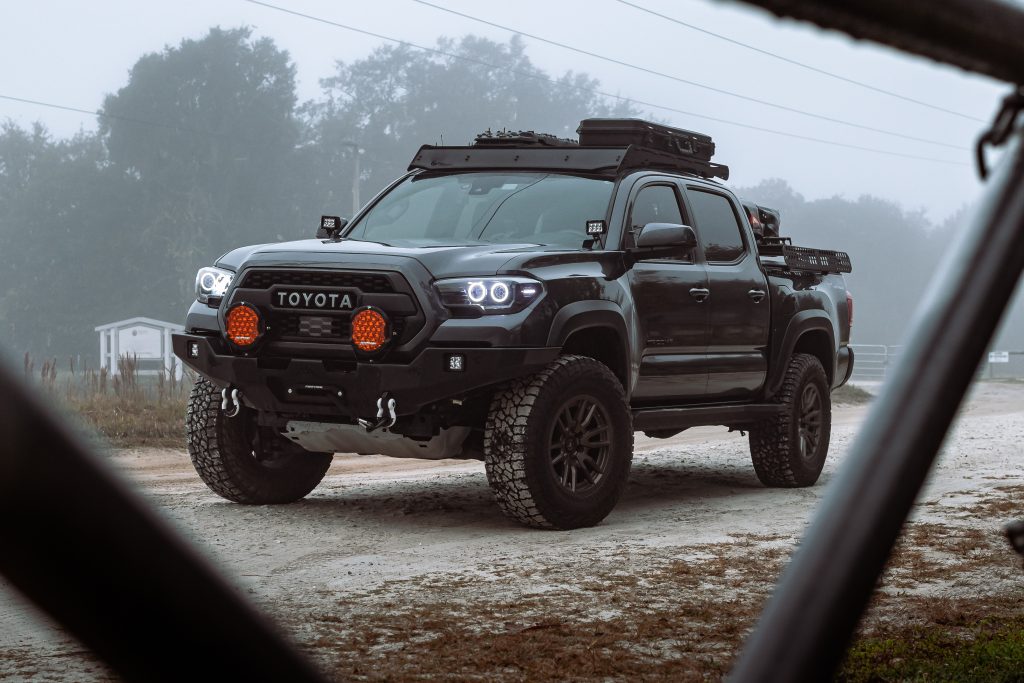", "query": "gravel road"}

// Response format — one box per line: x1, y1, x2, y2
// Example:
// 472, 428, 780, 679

3, 382, 1022, 680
